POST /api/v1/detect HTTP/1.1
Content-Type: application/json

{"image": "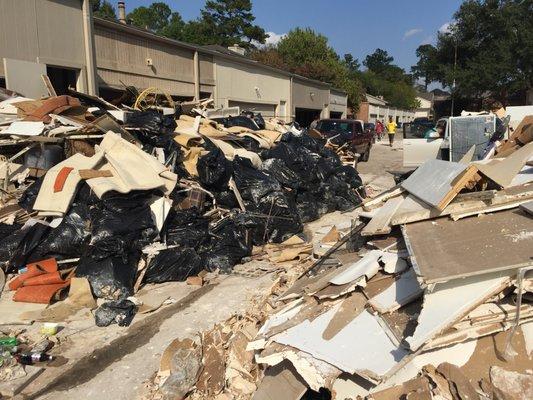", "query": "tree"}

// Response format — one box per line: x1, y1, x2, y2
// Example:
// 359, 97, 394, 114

343, 54, 360, 74
411, 44, 439, 91
127, 2, 172, 32
91, 0, 116, 20
159, 12, 185, 40
184, 0, 267, 49
363, 49, 393, 74
413, 0, 533, 105
255, 28, 364, 109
